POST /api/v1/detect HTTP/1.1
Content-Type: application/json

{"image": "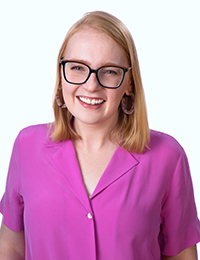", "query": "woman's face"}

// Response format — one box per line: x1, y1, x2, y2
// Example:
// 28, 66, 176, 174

61, 27, 131, 129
